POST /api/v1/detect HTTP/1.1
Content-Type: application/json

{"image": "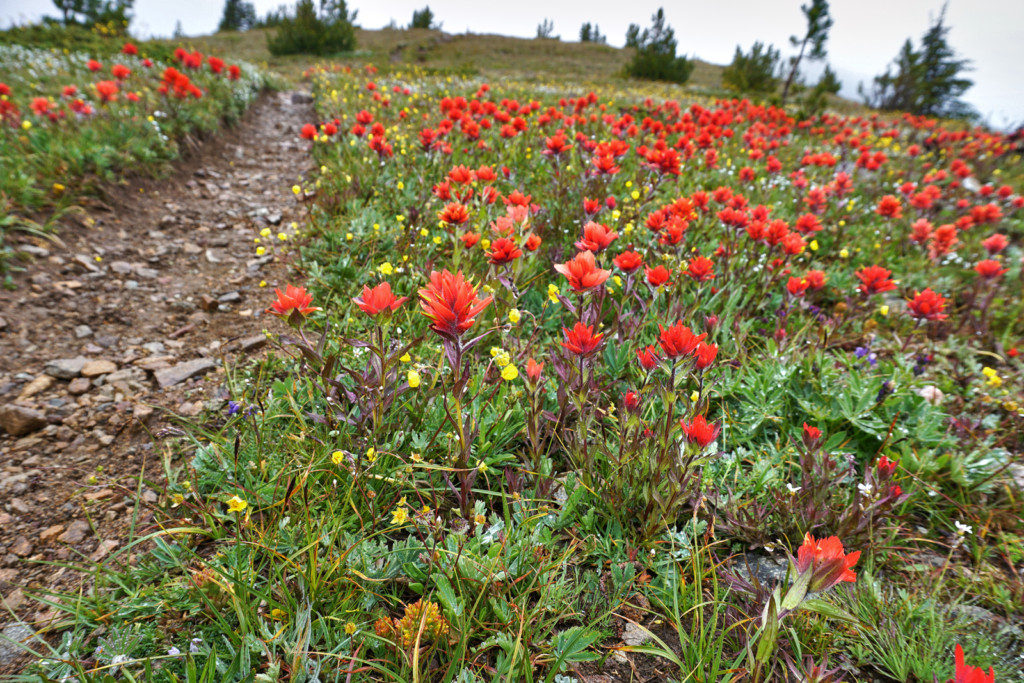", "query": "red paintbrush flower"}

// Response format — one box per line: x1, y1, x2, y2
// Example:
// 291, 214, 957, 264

680, 415, 719, 448
645, 265, 671, 287
486, 237, 523, 264
795, 533, 861, 592
982, 233, 1008, 255
658, 322, 706, 358
561, 321, 603, 357
855, 265, 897, 295
352, 282, 407, 317
974, 259, 1007, 280
418, 269, 492, 338
786, 276, 810, 297
526, 358, 544, 382
876, 194, 903, 219
300, 123, 317, 139
685, 256, 715, 282
636, 345, 660, 370
269, 285, 321, 320
804, 269, 826, 291
950, 644, 995, 683
575, 221, 618, 252
907, 288, 948, 321
438, 202, 470, 225
694, 341, 718, 370
554, 250, 610, 292
614, 250, 644, 272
